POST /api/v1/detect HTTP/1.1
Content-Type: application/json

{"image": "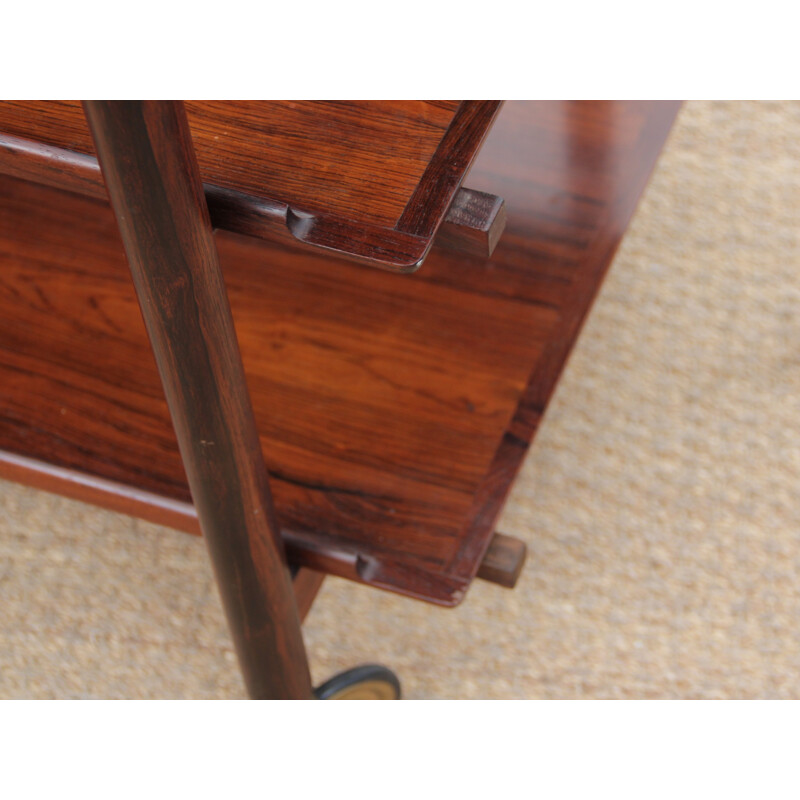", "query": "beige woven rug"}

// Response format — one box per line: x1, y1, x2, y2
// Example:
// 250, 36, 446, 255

2, 100, 799, 699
